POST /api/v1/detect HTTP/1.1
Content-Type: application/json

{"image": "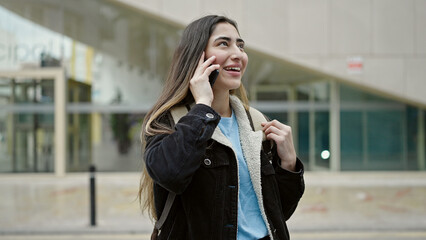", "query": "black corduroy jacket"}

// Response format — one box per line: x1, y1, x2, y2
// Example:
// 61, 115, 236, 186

144, 96, 305, 240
